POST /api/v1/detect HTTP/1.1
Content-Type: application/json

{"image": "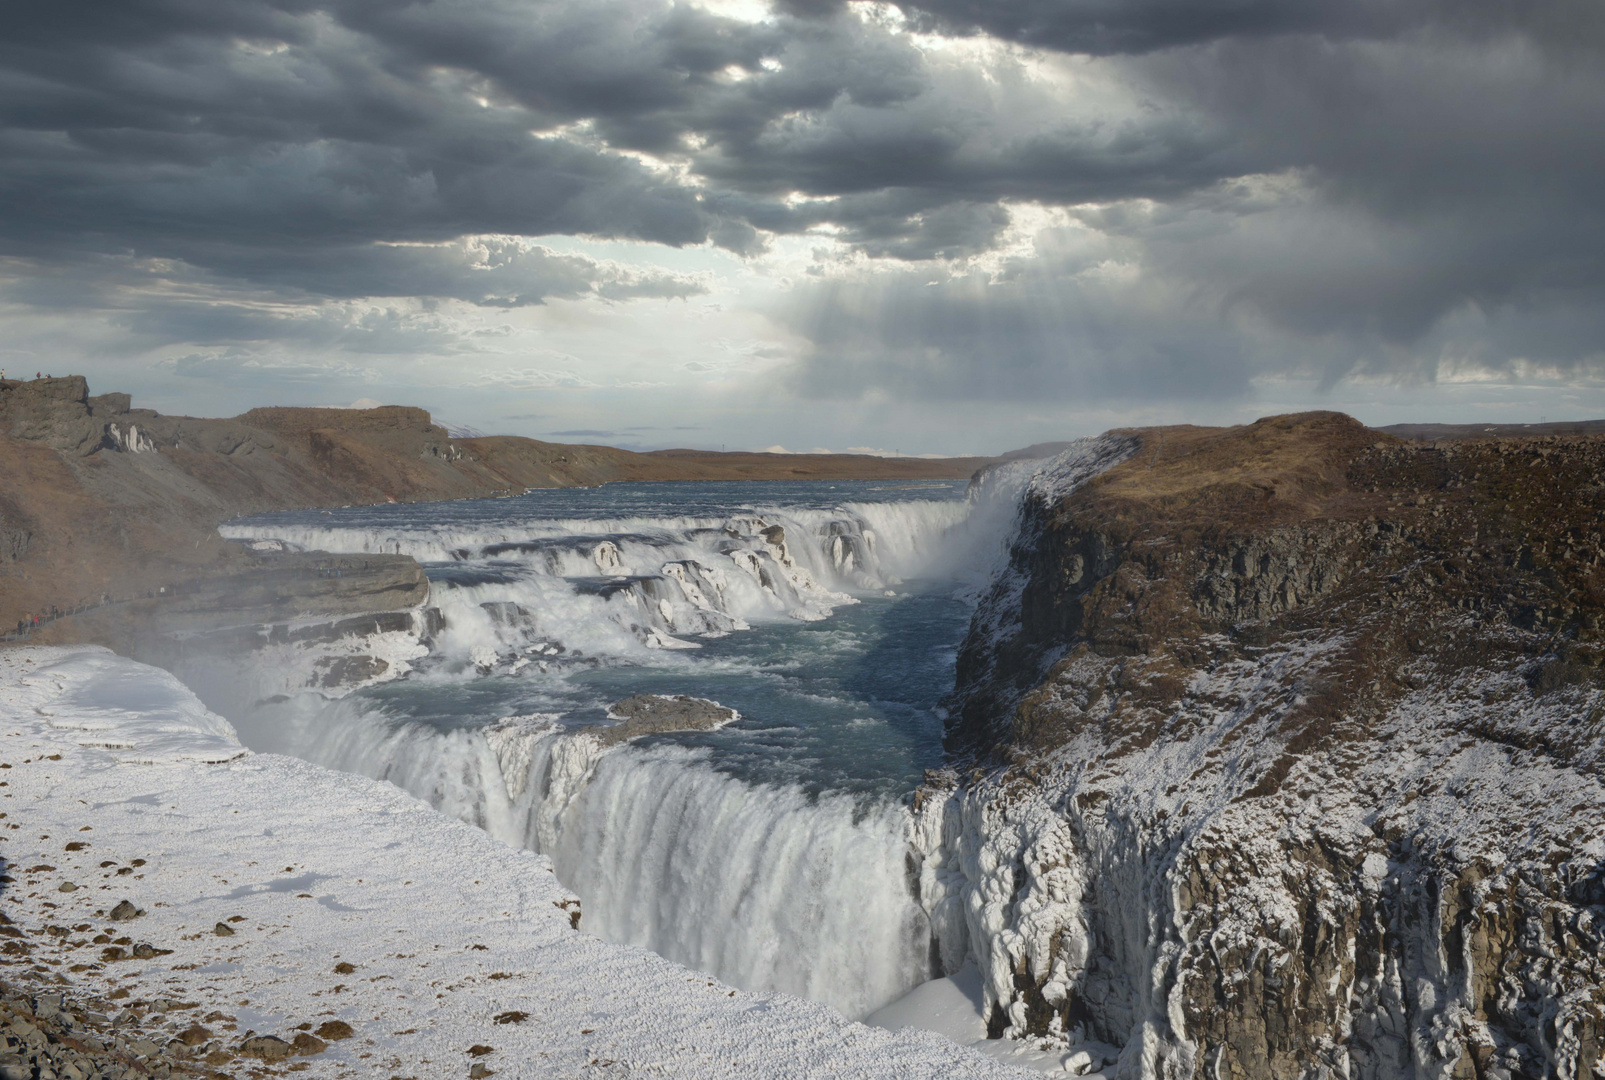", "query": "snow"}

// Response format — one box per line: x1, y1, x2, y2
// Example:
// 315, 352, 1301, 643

867, 967, 1110, 1076
906, 610, 1605, 1079
0, 645, 1039, 1079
